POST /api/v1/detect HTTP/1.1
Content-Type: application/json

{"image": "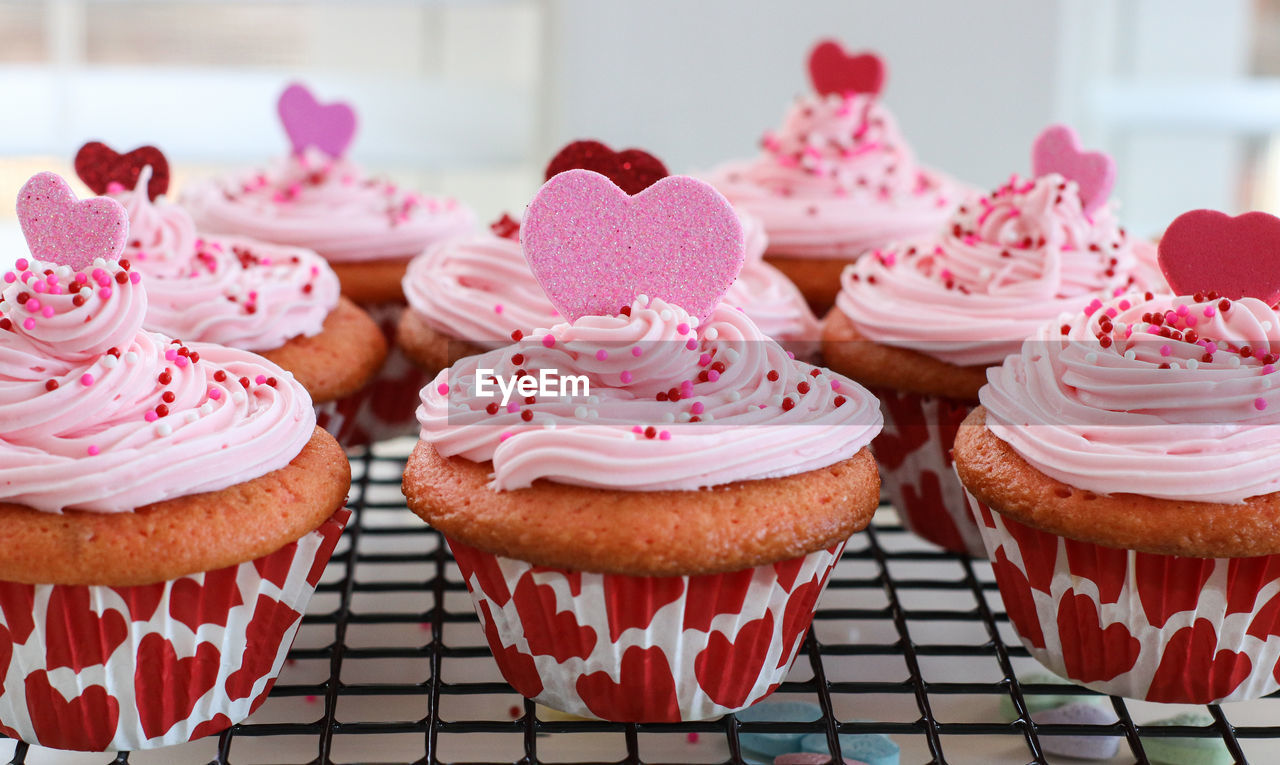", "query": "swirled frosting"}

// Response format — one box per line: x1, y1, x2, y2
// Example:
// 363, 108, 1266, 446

835, 173, 1162, 367
181, 147, 476, 263
0, 255, 315, 513
113, 184, 340, 351
403, 213, 818, 349
983, 290, 1280, 503
707, 92, 962, 258
417, 296, 880, 491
